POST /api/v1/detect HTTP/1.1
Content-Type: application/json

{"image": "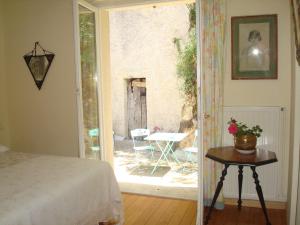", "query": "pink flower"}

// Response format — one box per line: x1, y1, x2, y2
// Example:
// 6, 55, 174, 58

228, 123, 238, 135
153, 126, 161, 132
